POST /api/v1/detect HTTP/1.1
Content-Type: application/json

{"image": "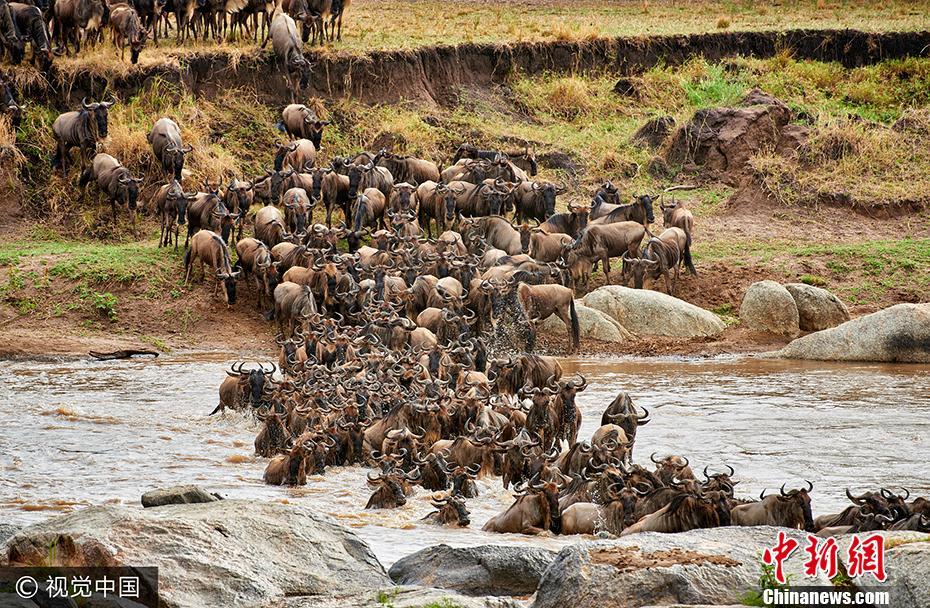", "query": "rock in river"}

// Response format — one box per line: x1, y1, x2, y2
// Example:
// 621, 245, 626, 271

784, 283, 850, 331
532, 526, 831, 608
3, 500, 389, 608
388, 544, 557, 596
582, 285, 725, 338
141, 484, 221, 507
539, 300, 634, 343
739, 280, 799, 336
778, 303, 930, 363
